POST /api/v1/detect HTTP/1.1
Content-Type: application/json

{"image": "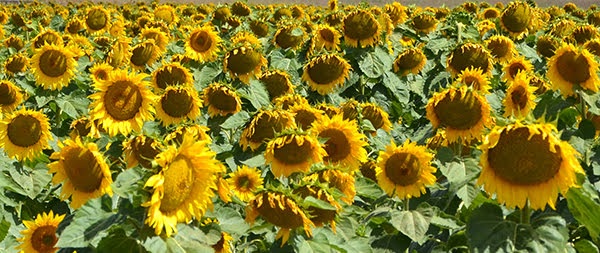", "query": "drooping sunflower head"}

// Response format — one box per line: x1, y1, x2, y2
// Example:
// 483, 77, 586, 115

165, 124, 212, 146
202, 82, 242, 117
288, 103, 325, 131
152, 62, 194, 89
502, 56, 533, 82
249, 19, 270, 38
31, 29, 63, 49
0, 109, 52, 161
547, 43, 600, 97
310, 24, 342, 54
85, 6, 110, 33
30, 43, 77, 90
571, 25, 598, 45
502, 71, 537, 119
310, 114, 368, 172
584, 39, 600, 57
500, 1, 533, 39
274, 23, 307, 50
426, 85, 494, 143
123, 135, 162, 169
455, 67, 491, 94
485, 35, 518, 64
143, 133, 222, 237
361, 102, 393, 134
185, 25, 222, 63
240, 109, 297, 151
48, 138, 113, 209
274, 93, 309, 111
359, 159, 378, 182
384, 2, 408, 26
259, 70, 295, 101
293, 184, 341, 231
231, 31, 262, 49
89, 69, 156, 137
17, 211, 65, 253
154, 5, 178, 25
342, 9, 381, 48
246, 190, 314, 246
478, 122, 584, 210
231, 1, 252, 16
315, 103, 341, 119
265, 133, 326, 178
447, 43, 493, 77
411, 11, 438, 34
141, 27, 170, 55
393, 47, 427, 76
227, 165, 264, 202
589, 11, 600, 26
376, 140, 437, 200
69, 116, 101, 140
536, 35, 560, 58
305, 168, 356, 204
340, 99, 360, 121
550, 19, 576, 38
107, 37, 132, 68
155, 85, 203, 126
528, 73, 551, 95
223, 46, 268, 84
480, 7, 501, 19
130, 40, 161, 70
0, 80, 24, 114
302, 54, 352, 95
4, 34, 24, 51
